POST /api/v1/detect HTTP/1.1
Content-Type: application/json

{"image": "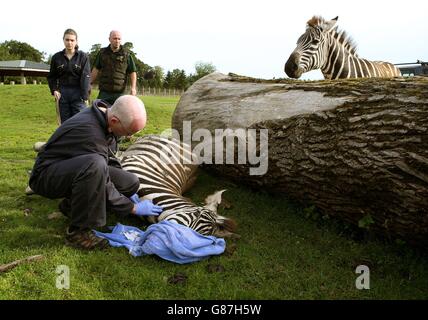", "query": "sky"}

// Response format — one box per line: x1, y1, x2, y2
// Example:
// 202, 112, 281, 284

1, 0, 427, 80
